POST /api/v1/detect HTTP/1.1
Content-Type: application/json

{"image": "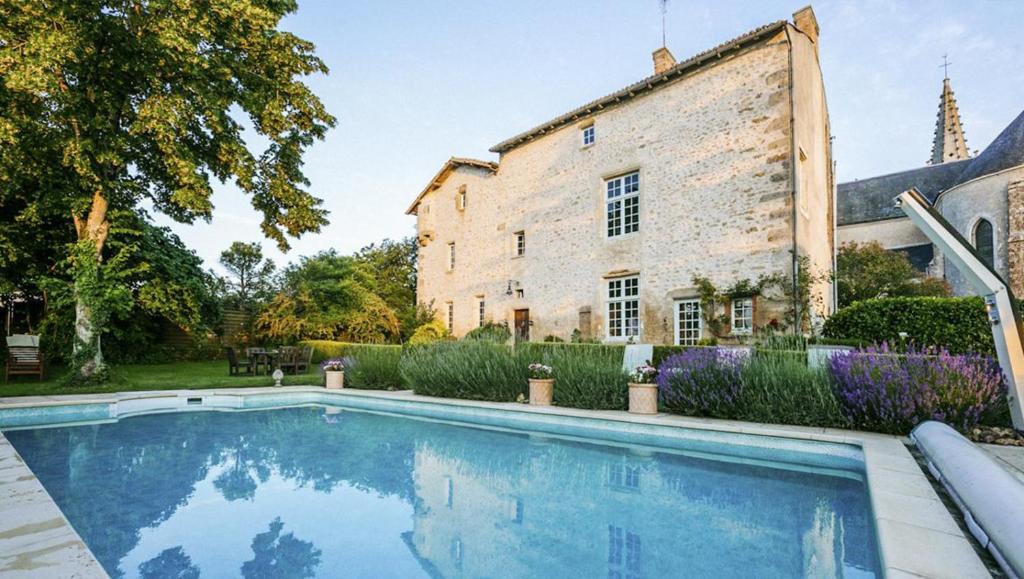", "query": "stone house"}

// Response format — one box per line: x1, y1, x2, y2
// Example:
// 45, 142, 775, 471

406, 7, 835, 344
837, 76, 1024, 296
